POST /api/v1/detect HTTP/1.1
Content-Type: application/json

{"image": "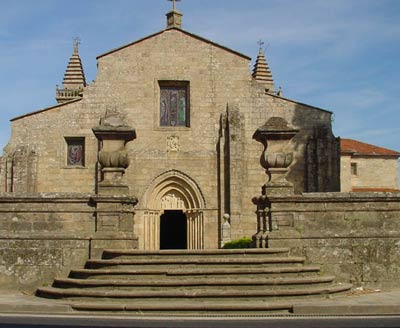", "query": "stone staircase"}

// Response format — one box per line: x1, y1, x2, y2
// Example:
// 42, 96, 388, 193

36, 248, 352, 315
